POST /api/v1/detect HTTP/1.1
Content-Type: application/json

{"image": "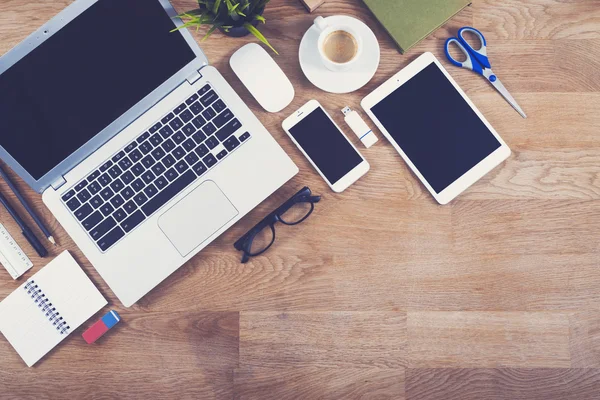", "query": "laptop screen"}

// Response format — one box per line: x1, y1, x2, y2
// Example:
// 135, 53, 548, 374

0, 0, 196, 180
